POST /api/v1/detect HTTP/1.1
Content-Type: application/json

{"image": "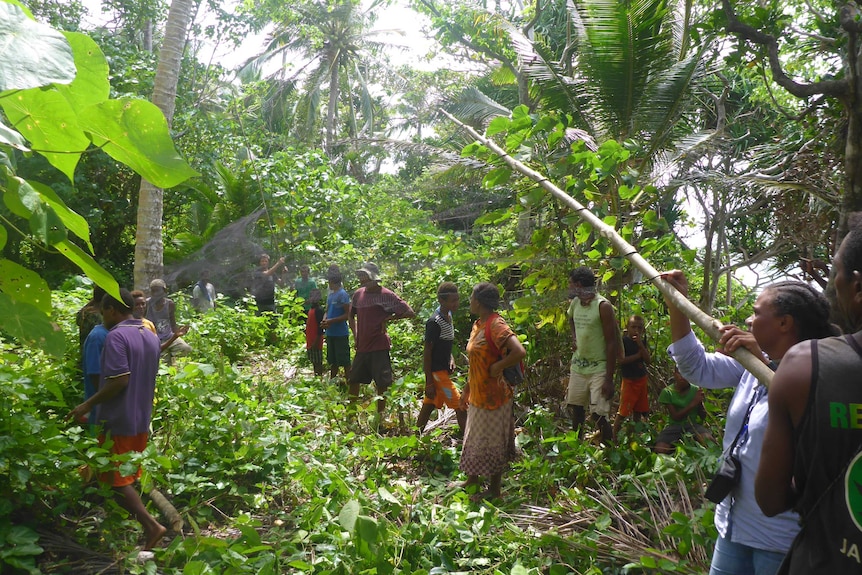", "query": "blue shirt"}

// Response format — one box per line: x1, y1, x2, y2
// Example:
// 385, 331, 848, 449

325, 288, 350, 337
668, 331, 800, 552
82, 324, 109, 401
